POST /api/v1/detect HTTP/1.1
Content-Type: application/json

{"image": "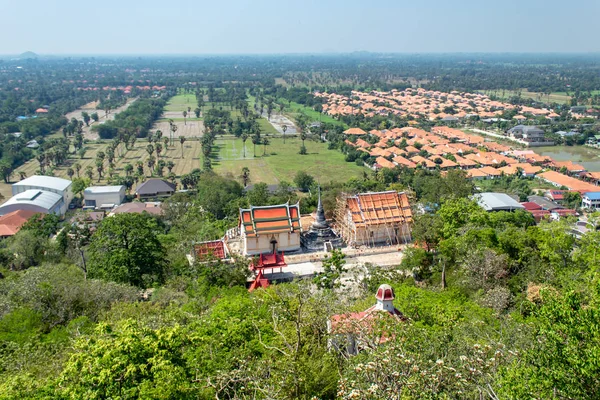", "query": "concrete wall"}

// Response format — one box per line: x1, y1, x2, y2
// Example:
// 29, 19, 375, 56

244, 231, 301, 255
84, 189, 126, 207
